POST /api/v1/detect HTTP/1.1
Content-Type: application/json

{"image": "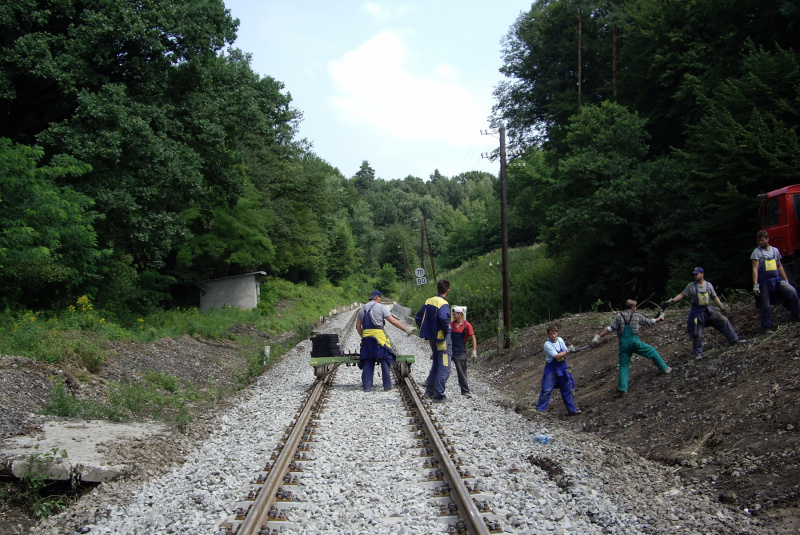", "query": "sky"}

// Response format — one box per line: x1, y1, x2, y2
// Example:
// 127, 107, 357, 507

222, 1, 532, 181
